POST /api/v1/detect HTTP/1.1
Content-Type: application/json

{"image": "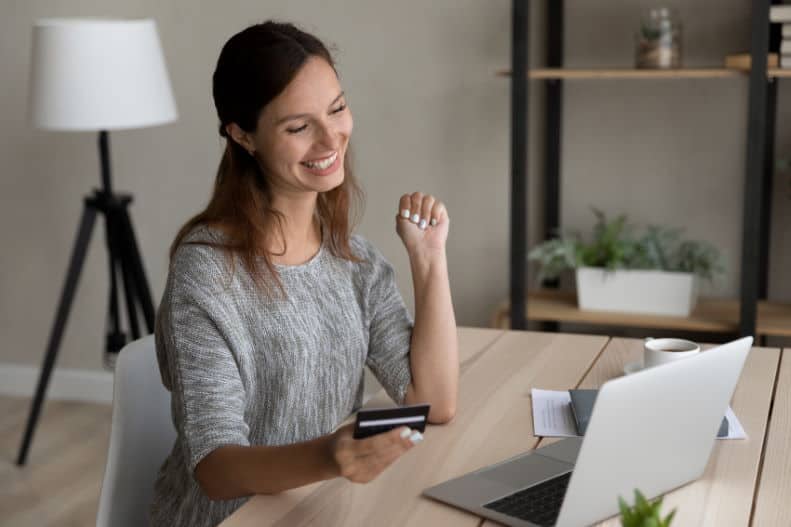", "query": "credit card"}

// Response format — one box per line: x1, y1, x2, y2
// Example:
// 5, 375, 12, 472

352, 403, 431, 439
